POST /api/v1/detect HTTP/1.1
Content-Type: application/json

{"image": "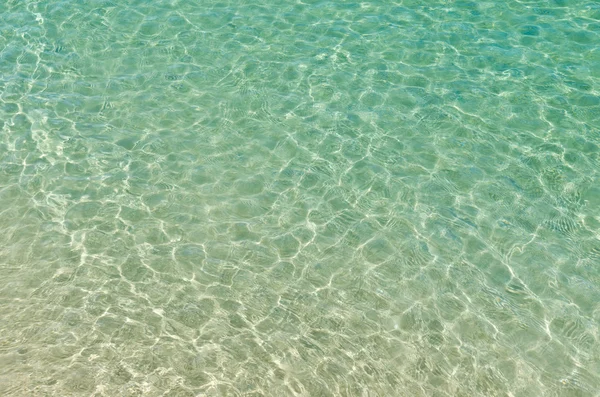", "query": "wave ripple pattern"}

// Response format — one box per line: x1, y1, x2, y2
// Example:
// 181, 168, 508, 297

1, 0, 600, 396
